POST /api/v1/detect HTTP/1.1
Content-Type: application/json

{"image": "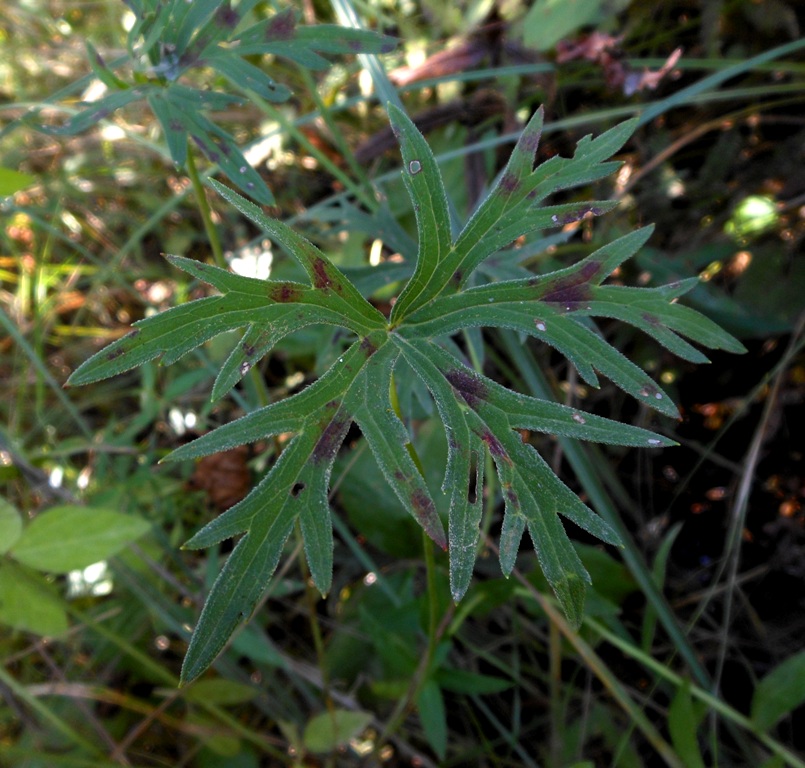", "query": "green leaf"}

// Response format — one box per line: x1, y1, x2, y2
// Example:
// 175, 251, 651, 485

41, 87, 150, 135
0, 167, 34, 196
523, 0, 624, 51
434, 667, 512, 694
207, 51, 292, 103
68, 101, 744, 682
43, 3, 389, 205
393, 338, 482, 598
184, 679, 258, 706
417, 679, 448, 760
9, 505, 150, 573
302, 709, 374, 754
0, 561, 69, 636
85, 41, 129, 90
751, 651, 805, 730
387, 103, 452, 324
668, 680, 707, 768
0, 497, 23, 553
